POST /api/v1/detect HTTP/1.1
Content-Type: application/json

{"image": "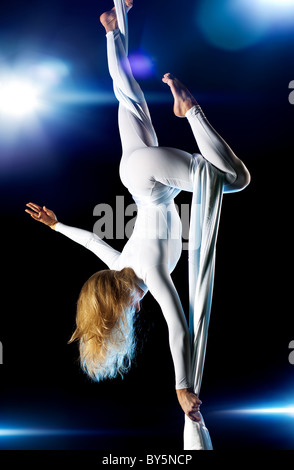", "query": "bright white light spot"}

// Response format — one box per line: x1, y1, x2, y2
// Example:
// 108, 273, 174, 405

227, 405, 294, 417
252, 0, 294, 19
265, 0, 294, 4
242, 406, 294, 415
257, 0, 294, 7
0, 79, 40, 117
